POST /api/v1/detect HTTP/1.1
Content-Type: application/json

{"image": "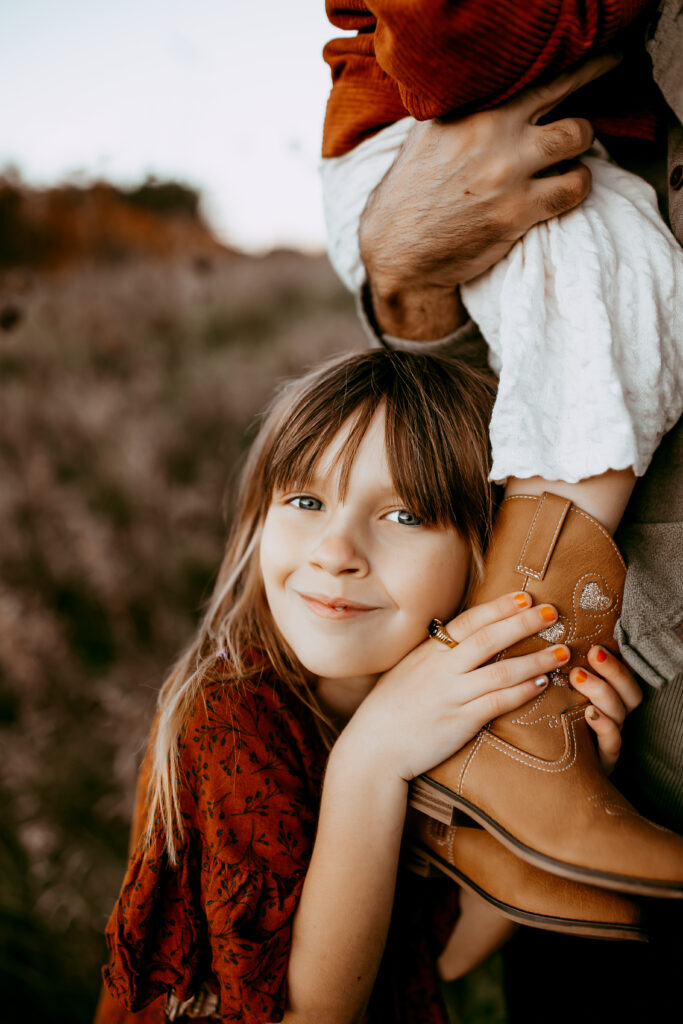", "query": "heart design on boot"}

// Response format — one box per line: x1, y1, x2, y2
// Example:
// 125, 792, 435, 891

579, 581, 612, 612
537, 620, 566, 643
